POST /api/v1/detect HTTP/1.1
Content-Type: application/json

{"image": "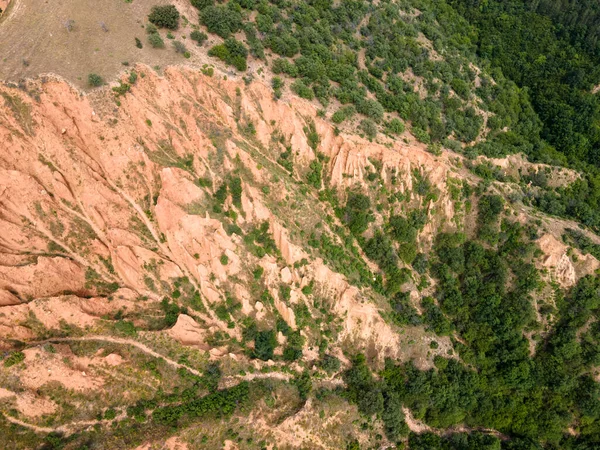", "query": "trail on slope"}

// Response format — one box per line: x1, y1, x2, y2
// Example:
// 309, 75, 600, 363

33, 335, 203, 376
